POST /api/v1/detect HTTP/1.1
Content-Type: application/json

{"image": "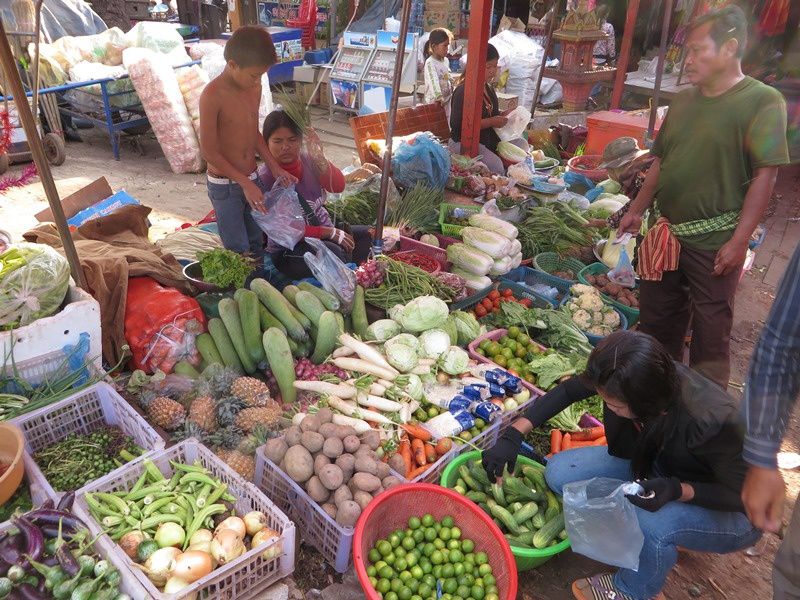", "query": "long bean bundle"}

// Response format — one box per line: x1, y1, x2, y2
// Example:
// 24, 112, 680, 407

517, 205, 595, 257
385, 183, 443, 234
365, 256, 457, 309
326, 188, 379, 225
